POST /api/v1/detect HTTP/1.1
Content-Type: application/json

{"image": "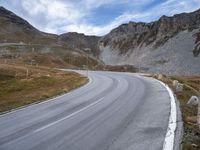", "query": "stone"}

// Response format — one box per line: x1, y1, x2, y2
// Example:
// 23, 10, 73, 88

176, 83, 184, 92
187, 96, 199, 106
158, 74, 163, 80
172, 80, 179, 87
